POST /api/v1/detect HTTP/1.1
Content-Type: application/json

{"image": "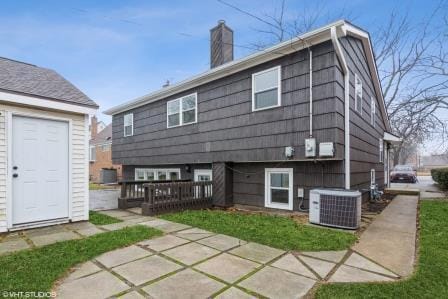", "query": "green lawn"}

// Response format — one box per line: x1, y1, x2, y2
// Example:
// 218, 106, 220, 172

0, 225, 161, 293
89, 210, 123, 225
316, 200, 448, 299
161, 210, 356, 251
